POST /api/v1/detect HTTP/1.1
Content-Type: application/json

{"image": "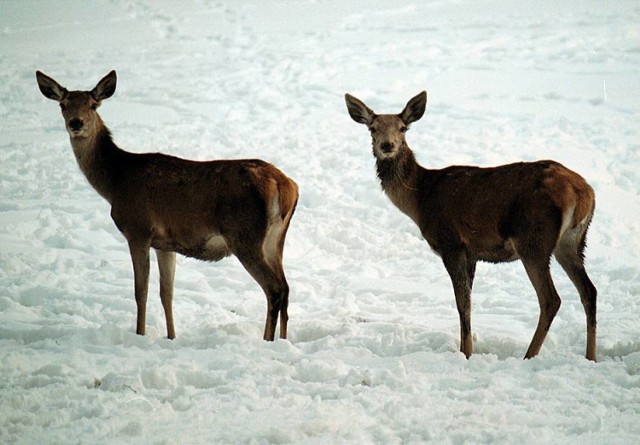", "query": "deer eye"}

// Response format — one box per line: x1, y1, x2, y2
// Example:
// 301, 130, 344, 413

91, 103, 98, 110
59, 103, 67, 111
369, 127, 377, 134
400, 126, 408, 133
